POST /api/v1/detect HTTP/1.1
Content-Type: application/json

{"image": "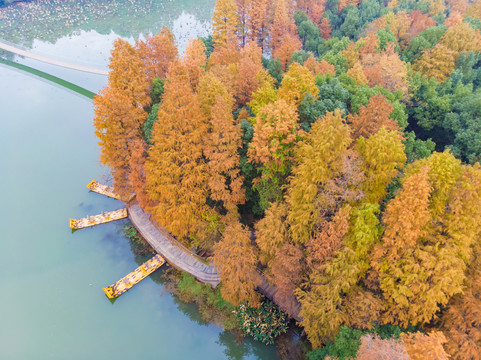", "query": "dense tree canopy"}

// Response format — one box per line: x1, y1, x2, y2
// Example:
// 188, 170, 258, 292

95, 0, 481, 356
